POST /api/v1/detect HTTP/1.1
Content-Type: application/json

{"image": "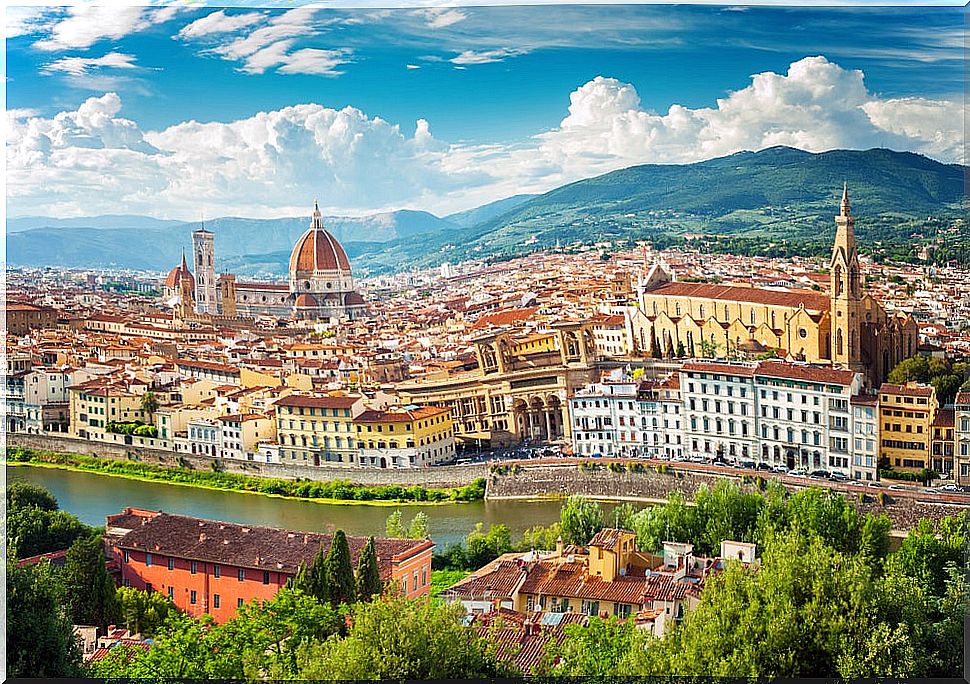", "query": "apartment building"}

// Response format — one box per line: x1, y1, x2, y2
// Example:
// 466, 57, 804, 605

680, 362, 758, 462
657, 374, 685, 459
274, 394, 366, 466
569, 372, 664, 457
850, 395, 879, 481
930, 408, 955, 478
878, 382, 938, 473
69, 378, 148, 440
354, 405, 456, 468
955, 392, 970, 485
